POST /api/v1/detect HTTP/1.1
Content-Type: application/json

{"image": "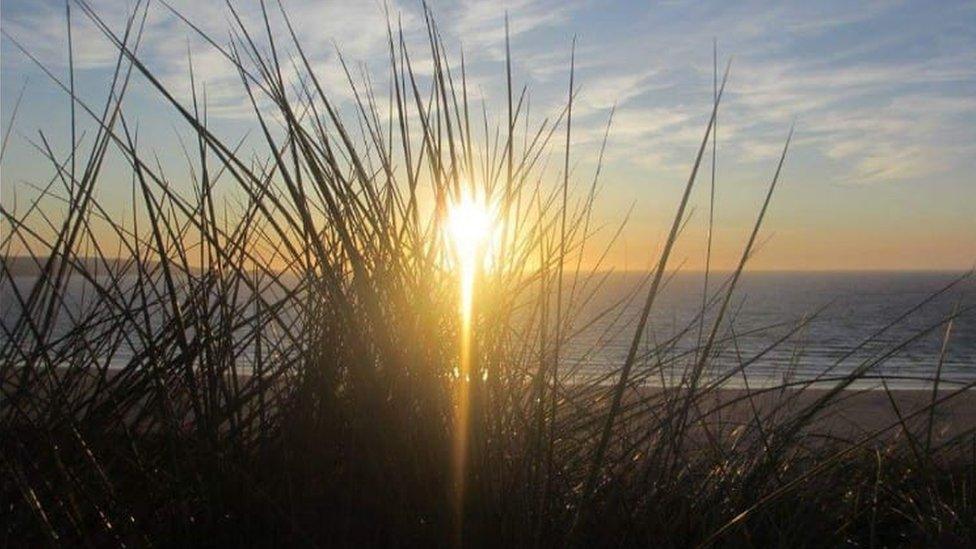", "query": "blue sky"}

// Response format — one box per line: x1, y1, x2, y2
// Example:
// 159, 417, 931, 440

2, 0, 974, 269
